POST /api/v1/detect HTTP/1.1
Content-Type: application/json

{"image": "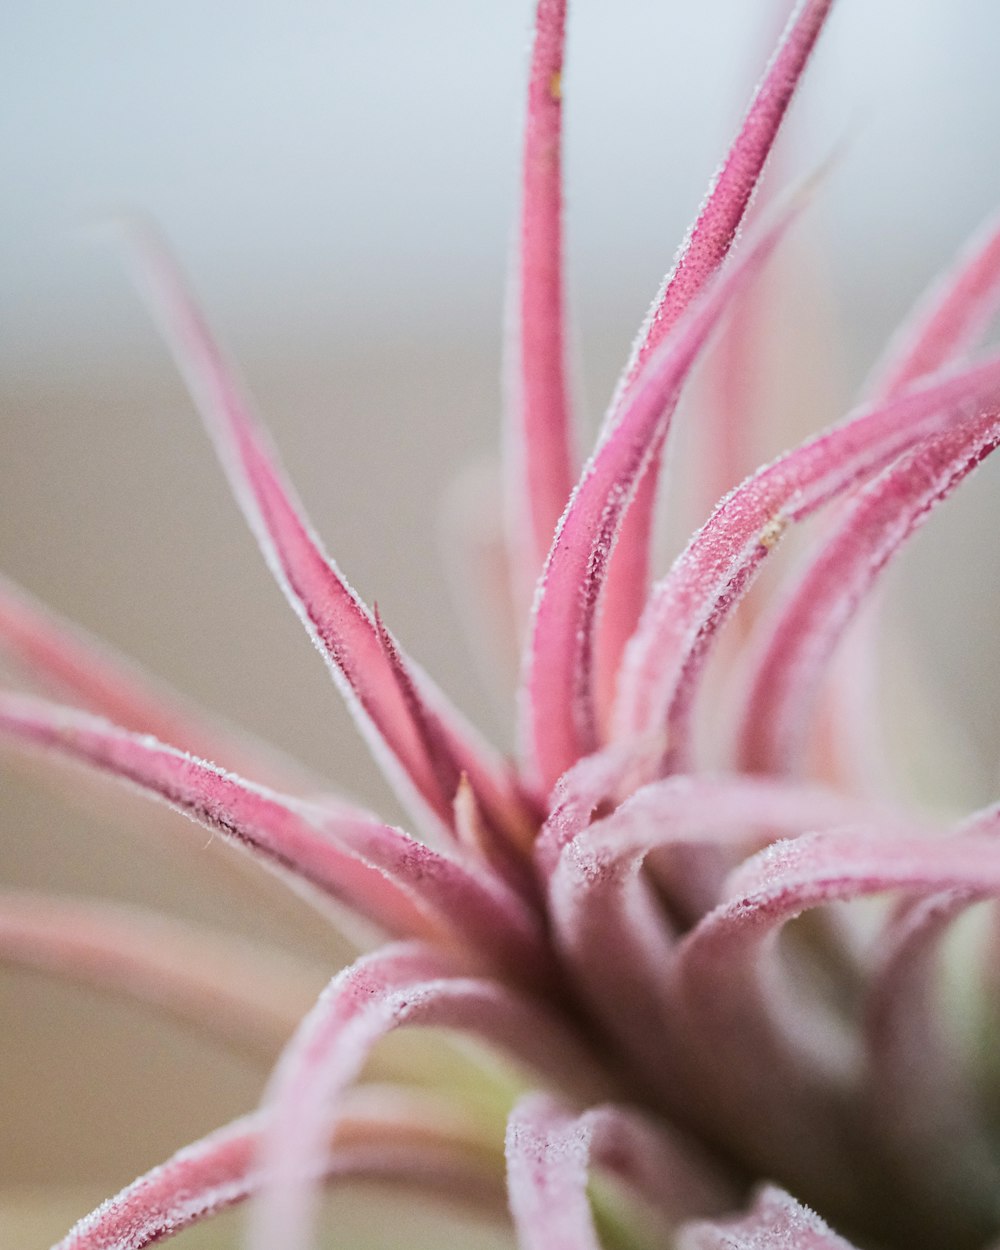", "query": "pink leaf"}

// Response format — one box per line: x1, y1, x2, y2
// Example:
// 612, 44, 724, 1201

121, 223, 525, 845
55, 1089, 506, 1250
505, 1093, 731, 1250
505, 0, 575, 603
807, 211, 1000, 792
521, 191, 809, 792
693, 824, 1000, 979
533, 734, 668, 877
808, 211, 1000, 792
594, 0, 835, 718
545, 774, 879, 1127
867, 208, 1000, 403
661, 822, 1000, 1213
0, 694, 548, 978
616, 1, 834, 388
613, 353, 1000, 770
677, 1185, 858, 1250
0, 891, 318, 1059
0, 574, 314, 794
249, 942, 610, 1250
736, 409, 1000, 775
675, 825, 1000, 1113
